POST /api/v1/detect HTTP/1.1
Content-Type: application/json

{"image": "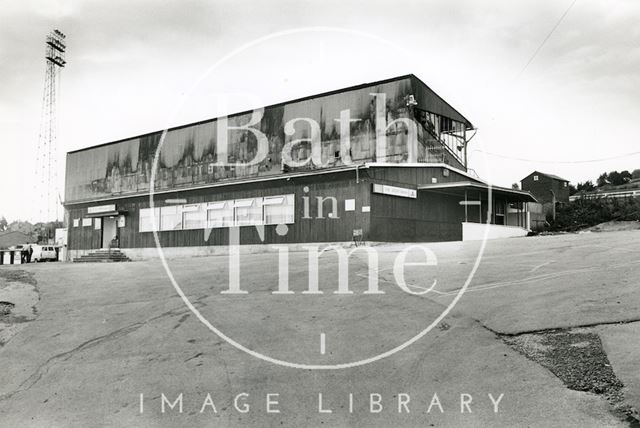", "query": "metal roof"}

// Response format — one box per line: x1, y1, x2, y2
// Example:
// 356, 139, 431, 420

523, 171, 569, 182
418, 181, 538, 202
